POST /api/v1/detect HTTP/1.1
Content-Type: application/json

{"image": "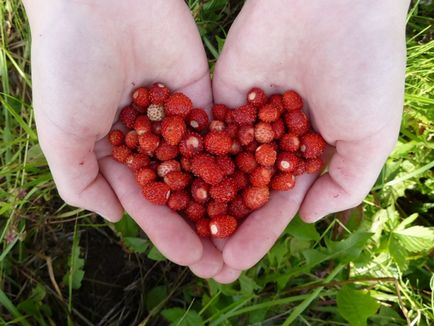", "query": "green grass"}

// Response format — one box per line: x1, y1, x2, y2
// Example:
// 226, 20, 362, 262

1, 0, 433, 325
